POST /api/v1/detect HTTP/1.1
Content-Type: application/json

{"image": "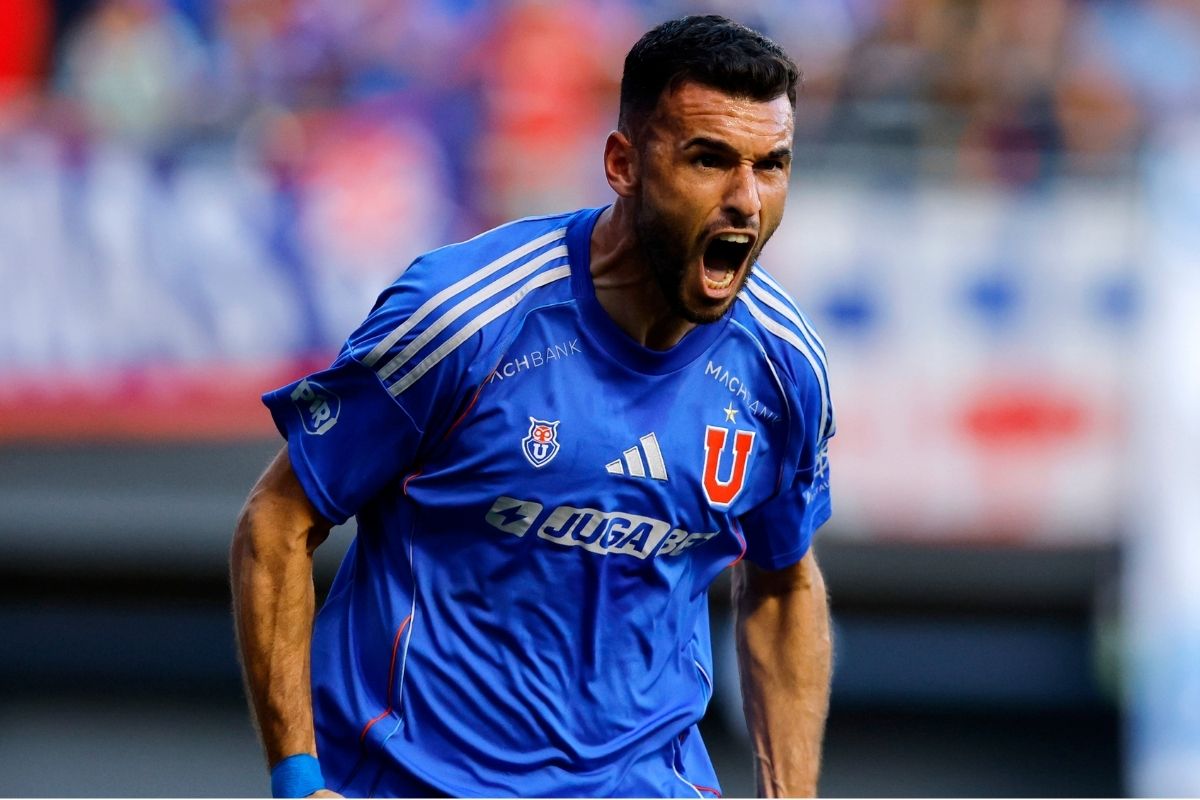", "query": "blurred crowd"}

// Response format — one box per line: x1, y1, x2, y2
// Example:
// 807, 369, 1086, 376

0, 0, 1198, 368
3, 0, 1200, 209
